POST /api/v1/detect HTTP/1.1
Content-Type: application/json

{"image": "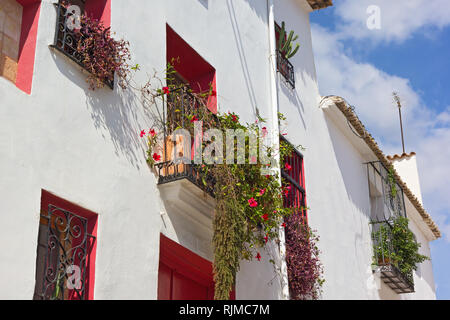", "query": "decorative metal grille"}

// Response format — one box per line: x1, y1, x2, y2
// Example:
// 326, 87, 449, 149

277, 50, 295, 89
281, 136, 306, 218
371, 221, 415, 294
51, 0, 114, 89
156, 87, 216, 197
367, 161, 406, 223
35, 205, 94, 300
